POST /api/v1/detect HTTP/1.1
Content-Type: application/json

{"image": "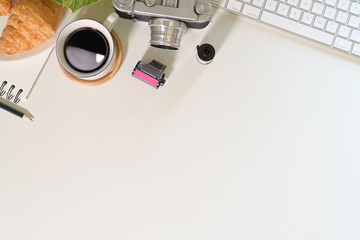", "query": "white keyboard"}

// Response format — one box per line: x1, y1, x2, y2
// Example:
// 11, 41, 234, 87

209, 0, 360, 58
